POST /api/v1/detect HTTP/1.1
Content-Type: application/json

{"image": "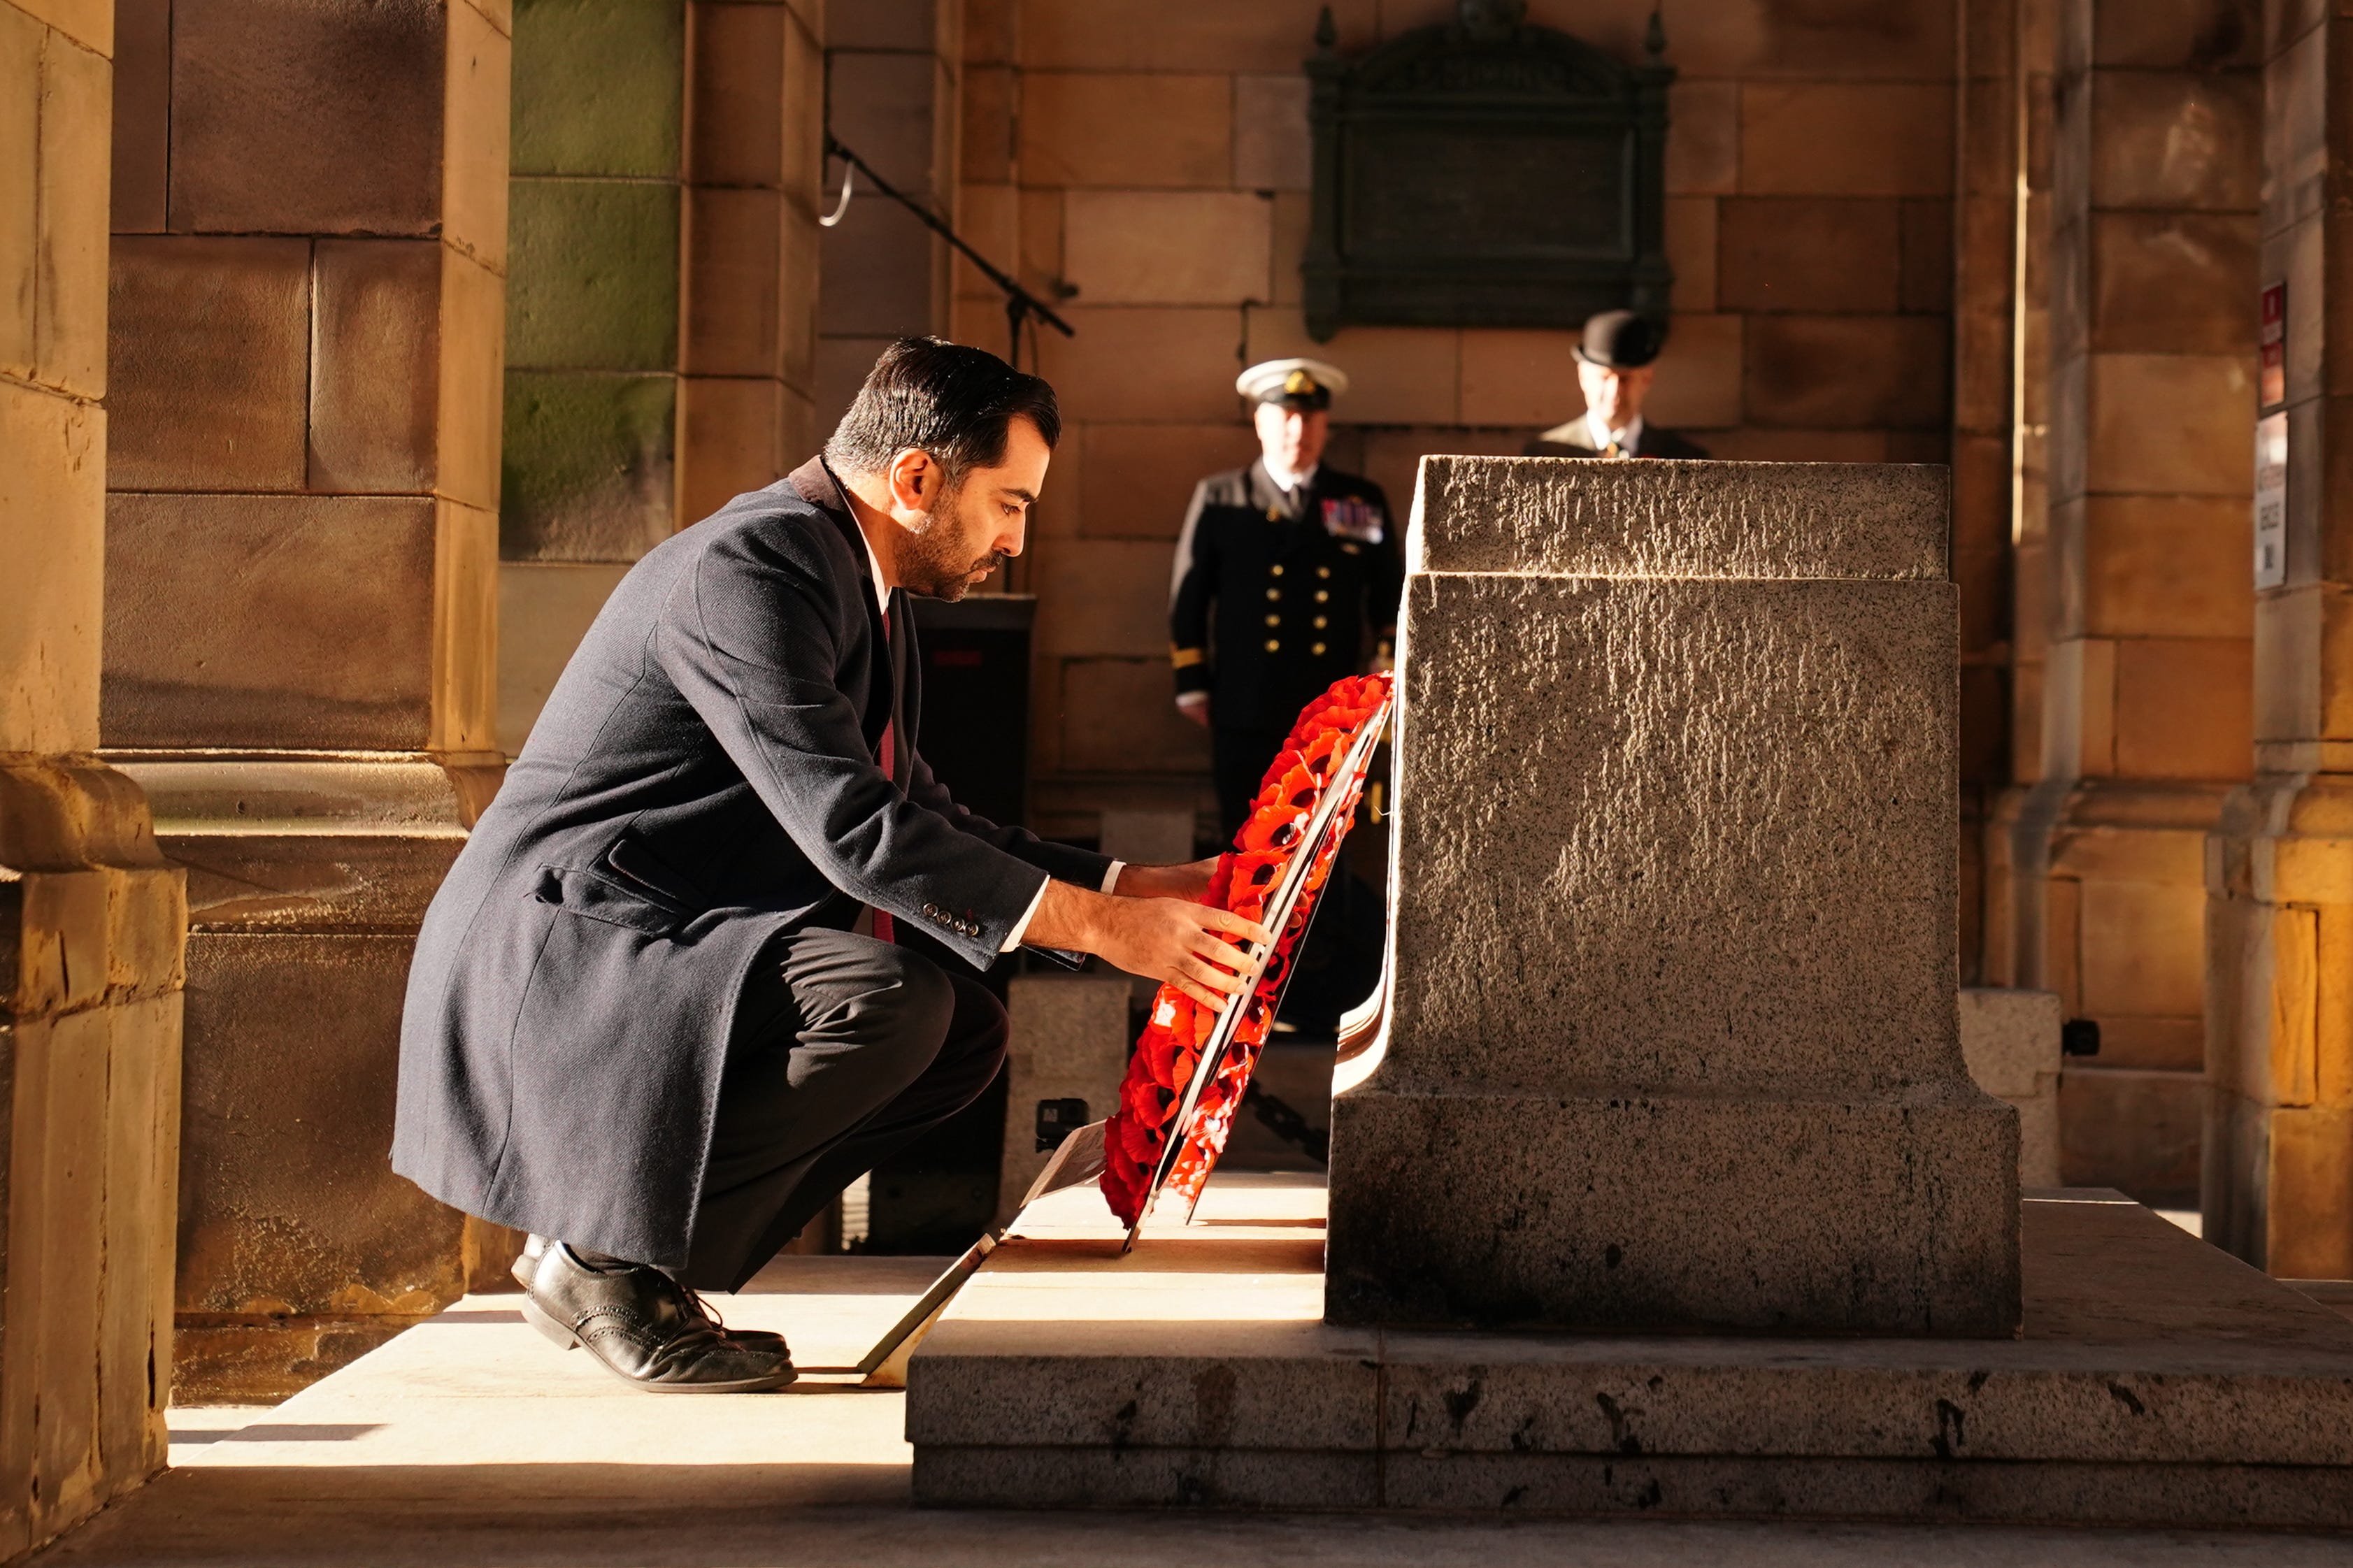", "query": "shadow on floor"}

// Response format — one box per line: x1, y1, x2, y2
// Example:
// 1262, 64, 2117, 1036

30, 1464, 2353, 1568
